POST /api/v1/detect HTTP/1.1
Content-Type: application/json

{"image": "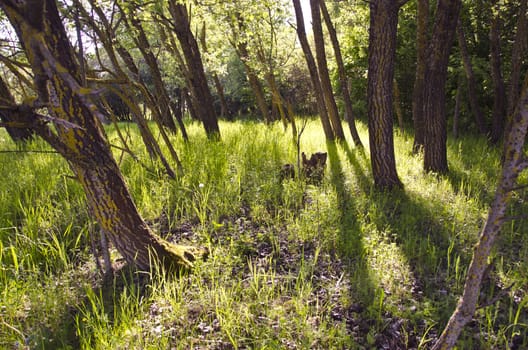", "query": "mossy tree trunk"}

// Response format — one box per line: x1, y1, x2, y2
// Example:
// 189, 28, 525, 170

1, 0, 201, 271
